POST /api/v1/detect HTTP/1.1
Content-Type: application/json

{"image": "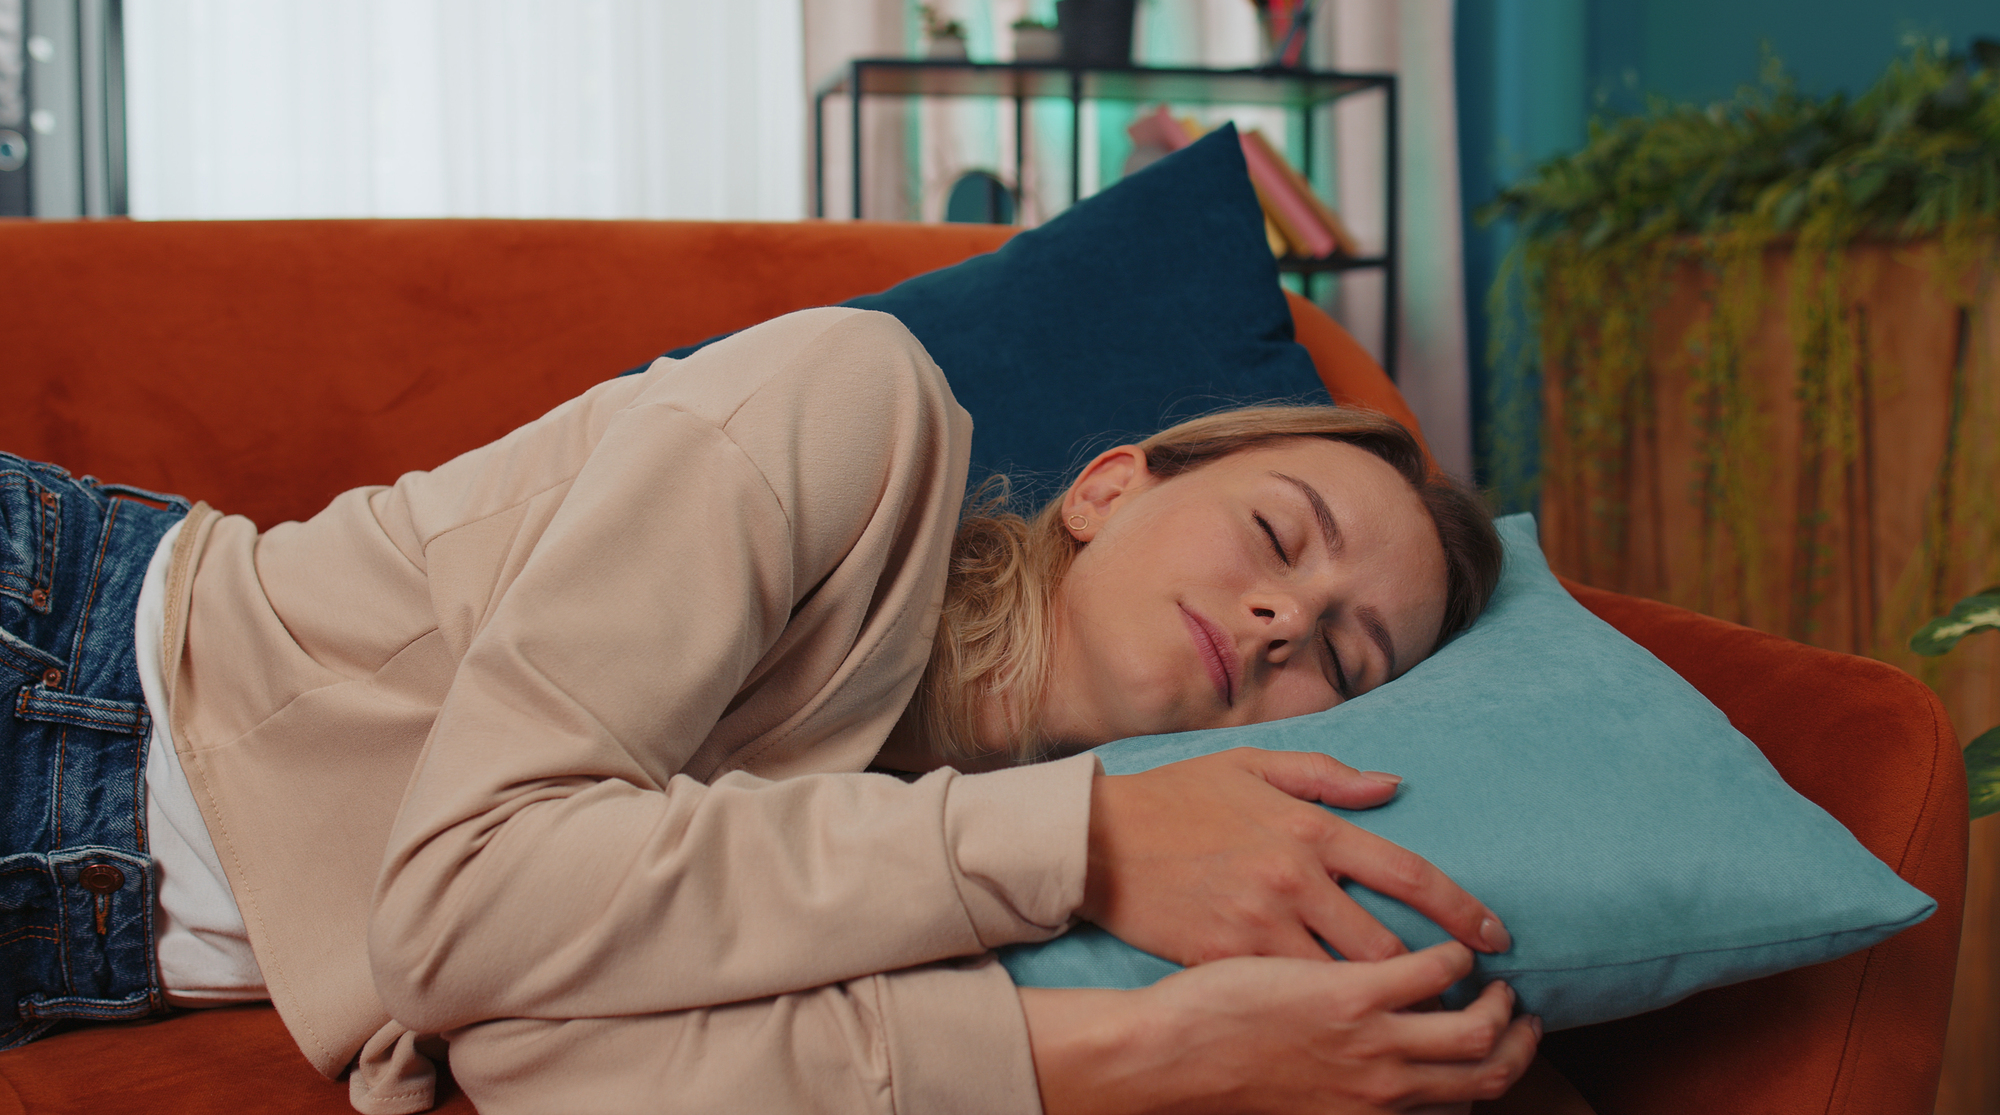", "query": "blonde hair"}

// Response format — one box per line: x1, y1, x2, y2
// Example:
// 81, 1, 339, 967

907, 405, 1502, 764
